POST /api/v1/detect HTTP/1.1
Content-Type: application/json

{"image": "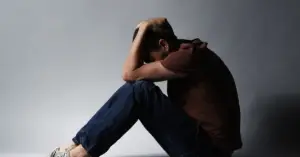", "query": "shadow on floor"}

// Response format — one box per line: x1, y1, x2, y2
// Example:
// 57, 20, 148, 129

240, 94, 300, 157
